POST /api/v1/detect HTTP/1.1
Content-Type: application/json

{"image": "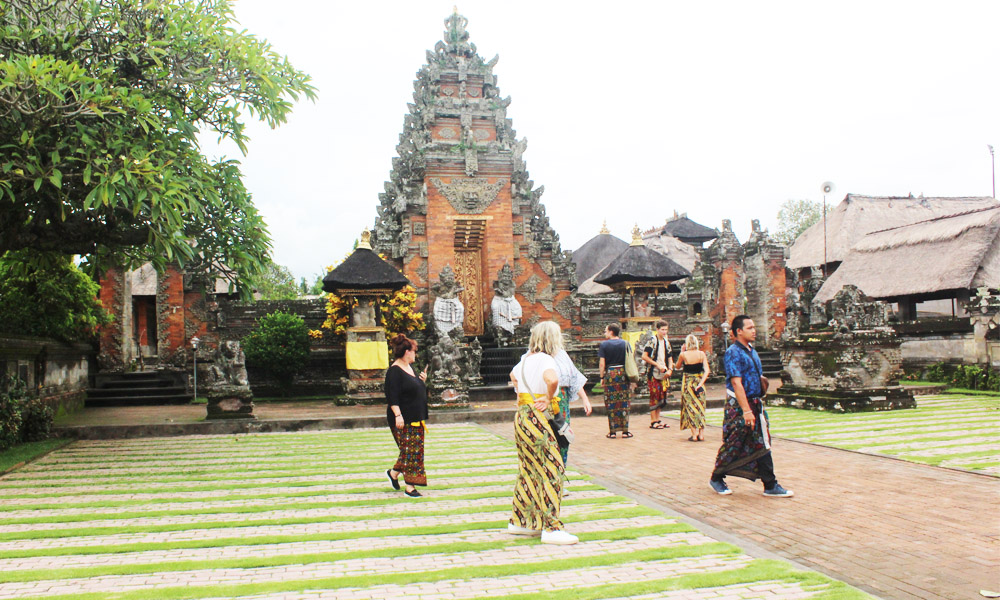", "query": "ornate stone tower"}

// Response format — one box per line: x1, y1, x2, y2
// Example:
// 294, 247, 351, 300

373, 12, 577, 338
